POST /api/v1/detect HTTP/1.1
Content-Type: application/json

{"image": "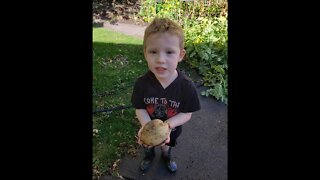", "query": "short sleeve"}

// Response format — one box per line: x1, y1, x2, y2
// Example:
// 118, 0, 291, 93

131, 78, 146, 109
180, 80, 201, 113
